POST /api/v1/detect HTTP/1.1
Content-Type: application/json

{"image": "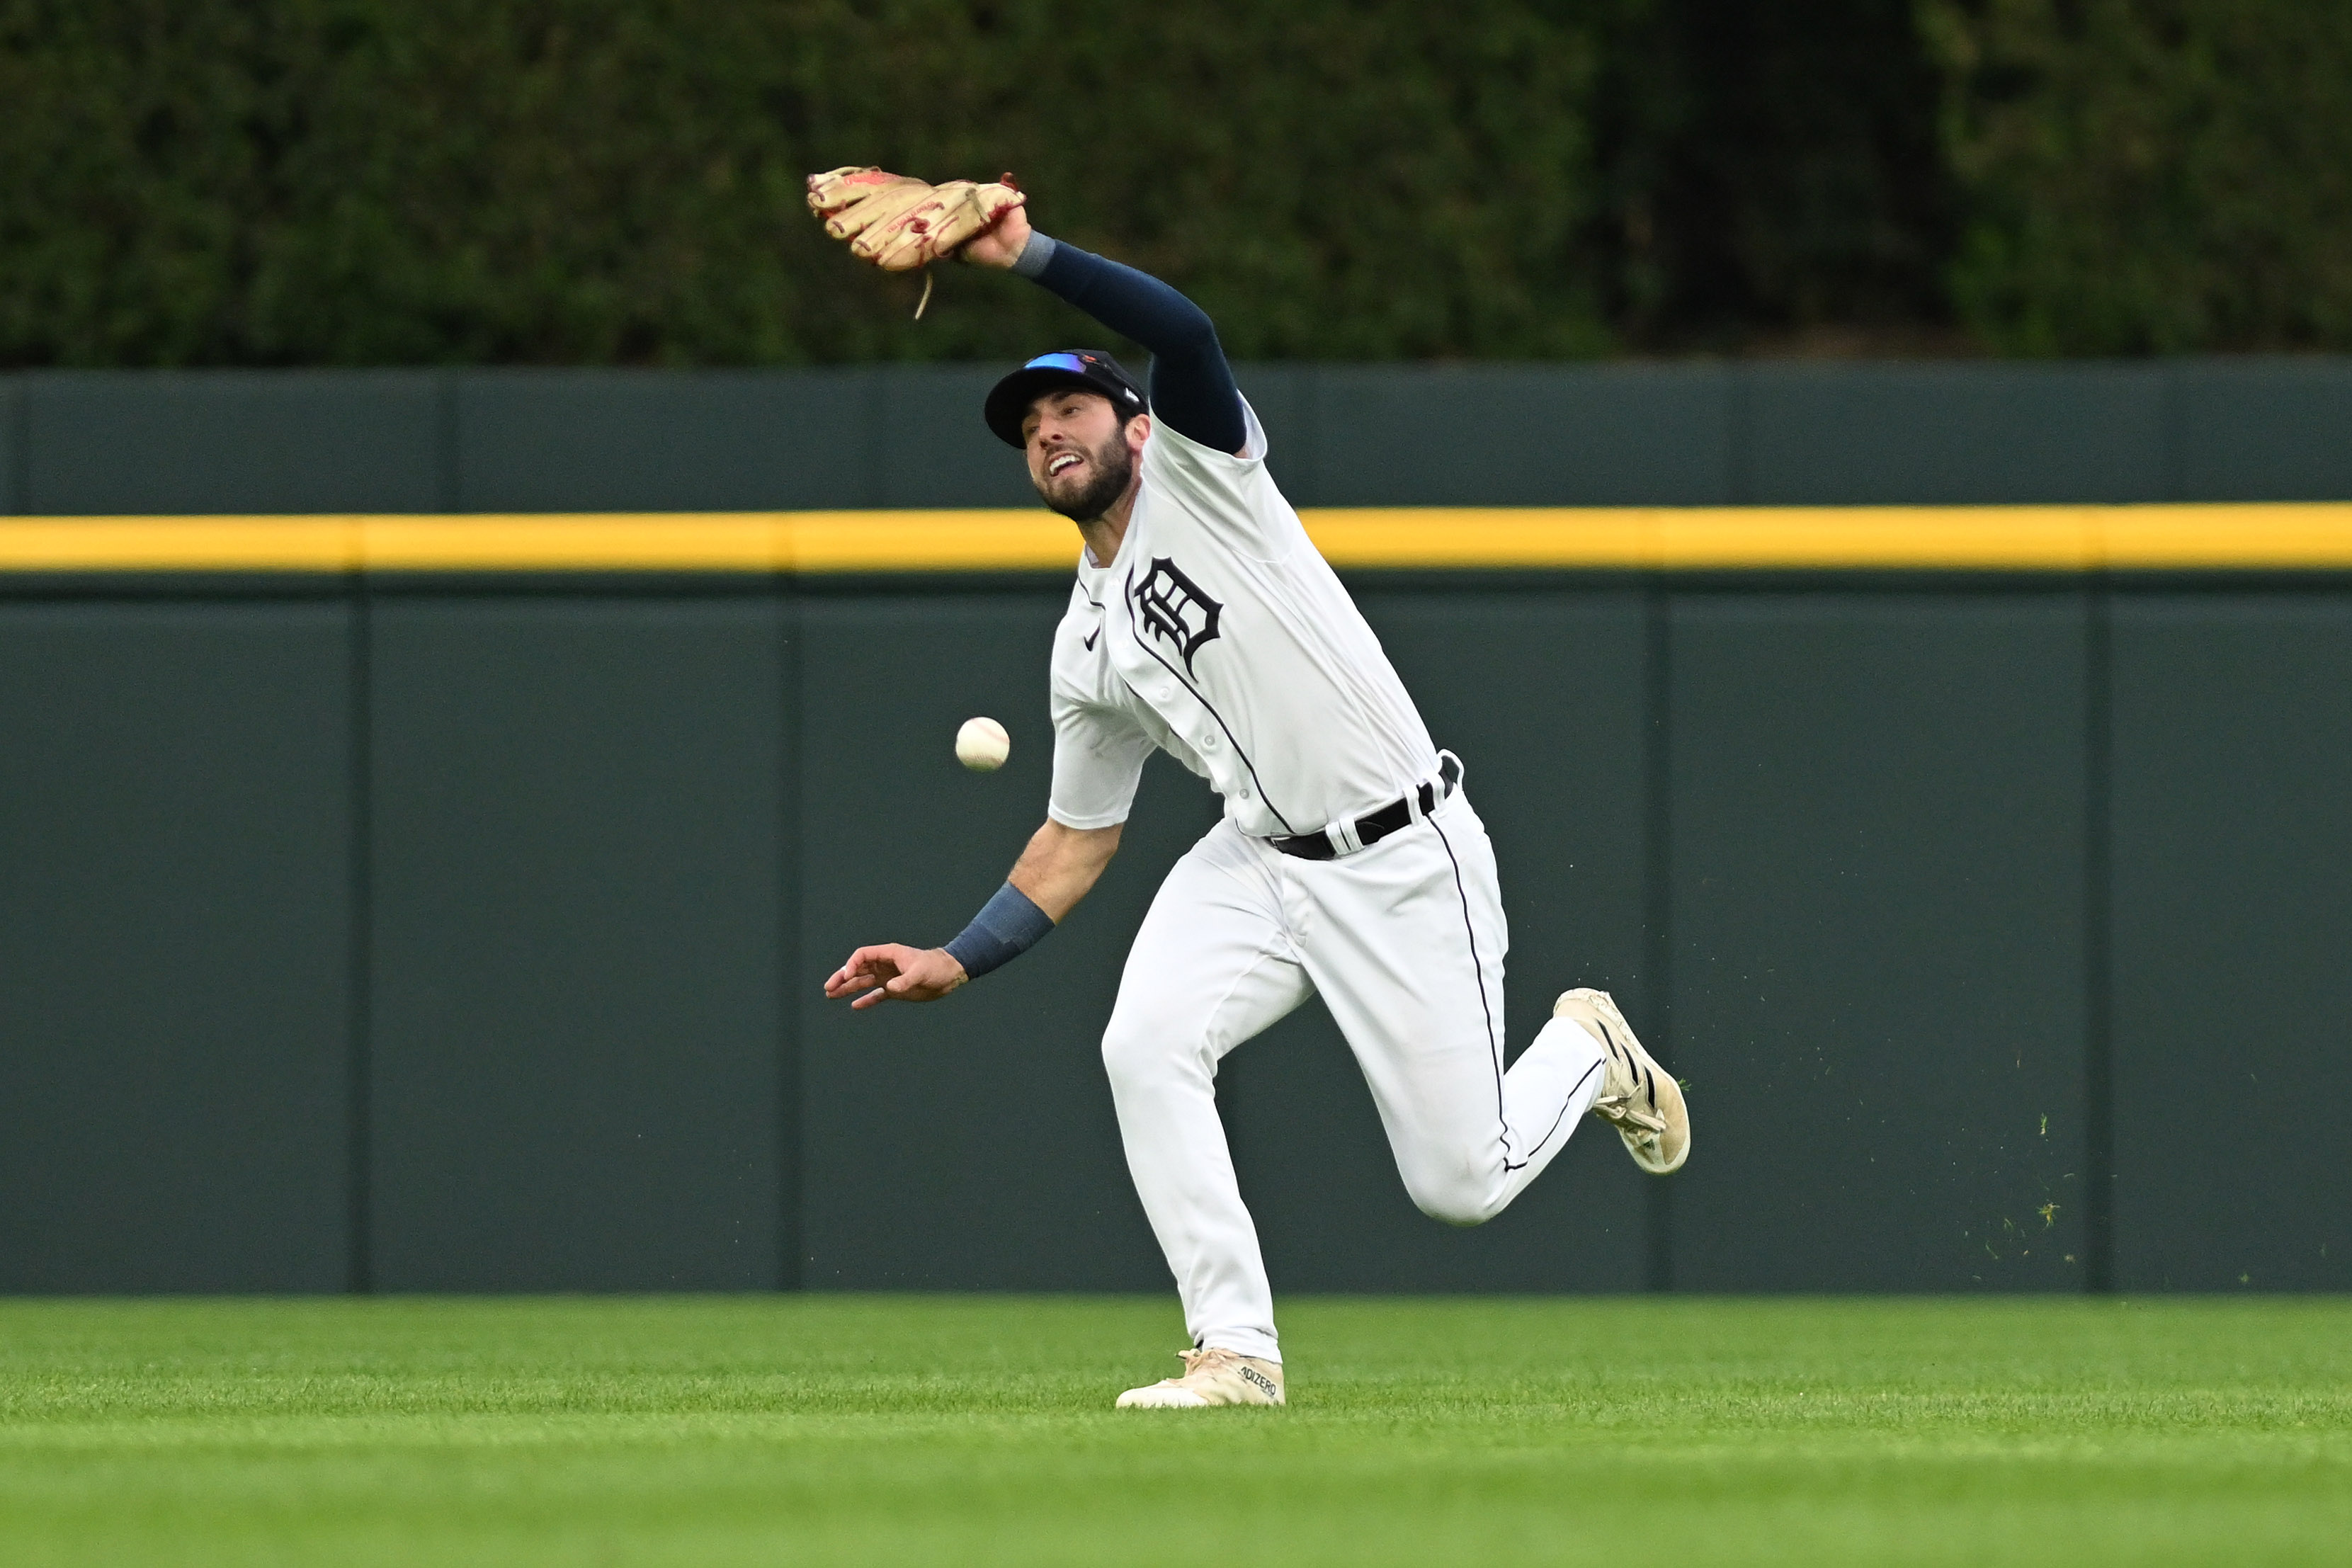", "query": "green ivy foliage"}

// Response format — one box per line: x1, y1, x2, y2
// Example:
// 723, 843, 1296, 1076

1929, 0, 2352, 354
6, 1, 2347, 365
0, 1, 1612, 366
